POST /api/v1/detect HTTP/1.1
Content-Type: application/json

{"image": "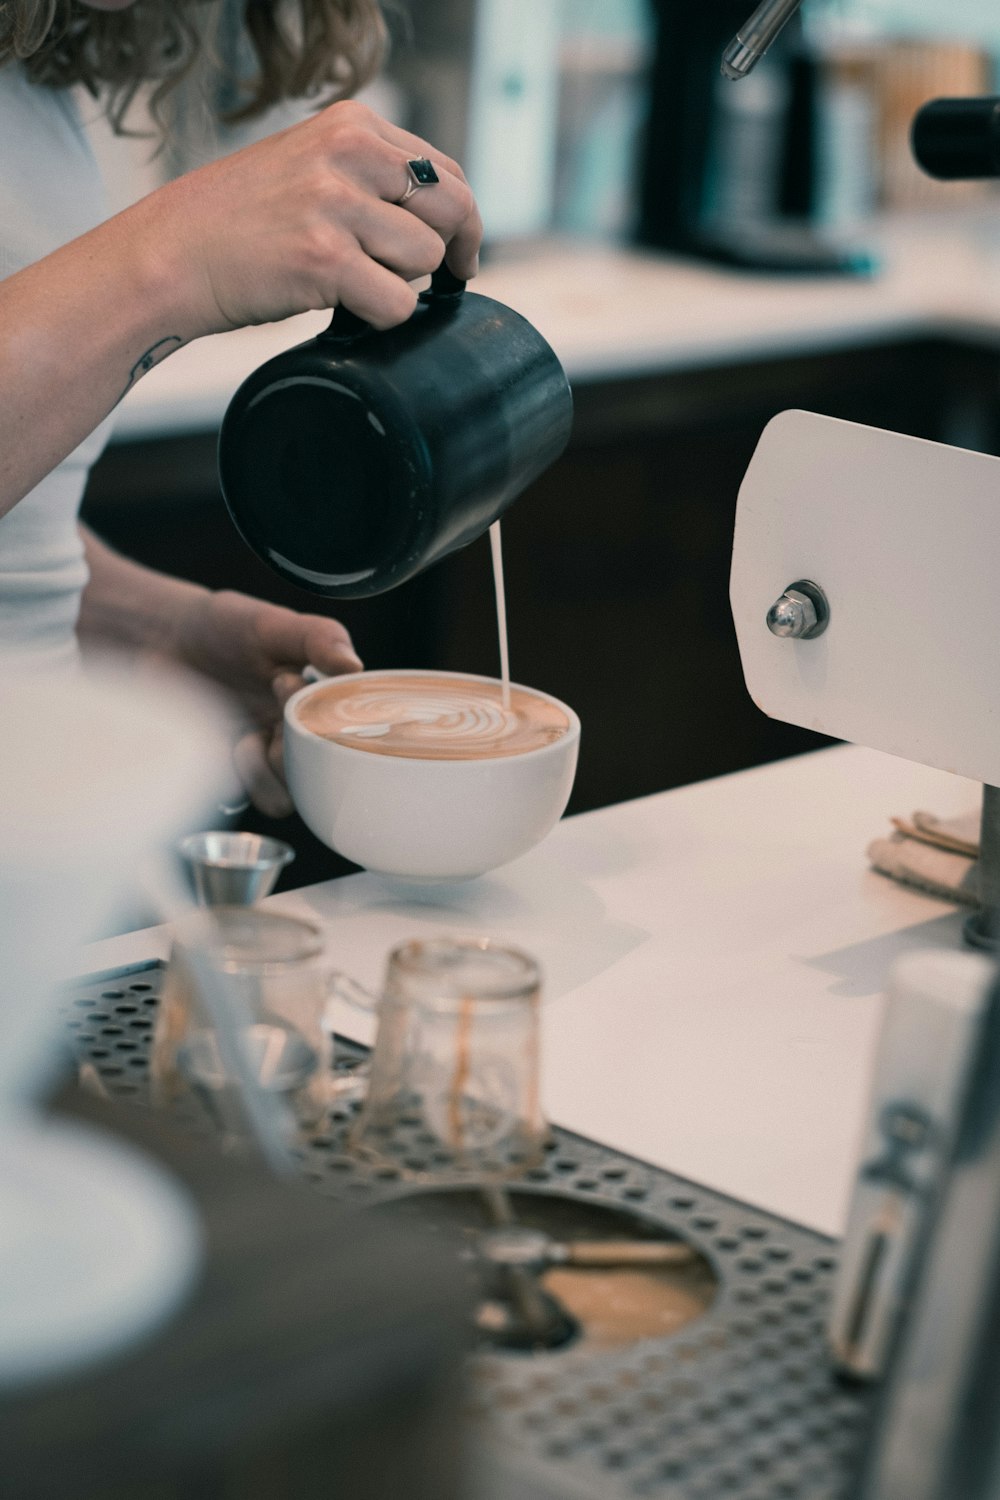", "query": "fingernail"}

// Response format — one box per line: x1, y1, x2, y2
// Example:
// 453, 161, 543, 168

338, 649, 364, 672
